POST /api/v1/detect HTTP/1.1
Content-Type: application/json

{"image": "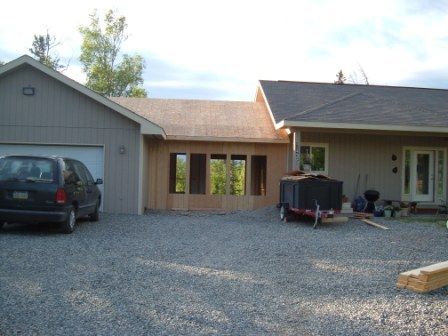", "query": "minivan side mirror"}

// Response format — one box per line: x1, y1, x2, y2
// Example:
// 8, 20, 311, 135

95, 178, 103, 185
